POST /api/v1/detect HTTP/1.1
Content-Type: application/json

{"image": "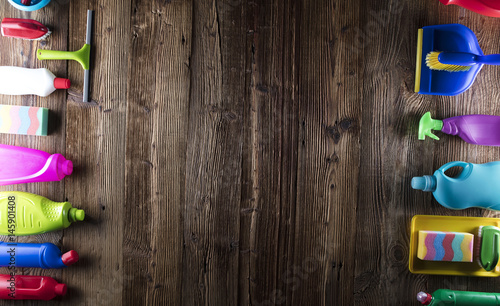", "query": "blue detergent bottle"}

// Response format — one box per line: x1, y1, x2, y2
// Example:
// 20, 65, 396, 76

0, 242, 78, 268
411, 161, 500, 210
